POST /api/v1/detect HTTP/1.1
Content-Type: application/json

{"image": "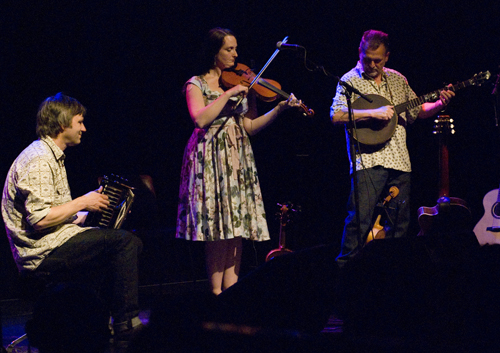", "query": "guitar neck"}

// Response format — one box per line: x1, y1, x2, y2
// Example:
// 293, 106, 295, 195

395, 78, 479, 115
439, 138, 450, 197
278, 226, 287, 249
